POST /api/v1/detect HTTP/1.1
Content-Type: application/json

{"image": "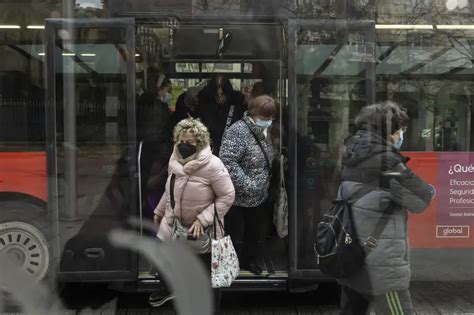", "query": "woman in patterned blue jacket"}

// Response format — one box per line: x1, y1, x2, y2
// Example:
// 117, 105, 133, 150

219, 95, 277, 275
